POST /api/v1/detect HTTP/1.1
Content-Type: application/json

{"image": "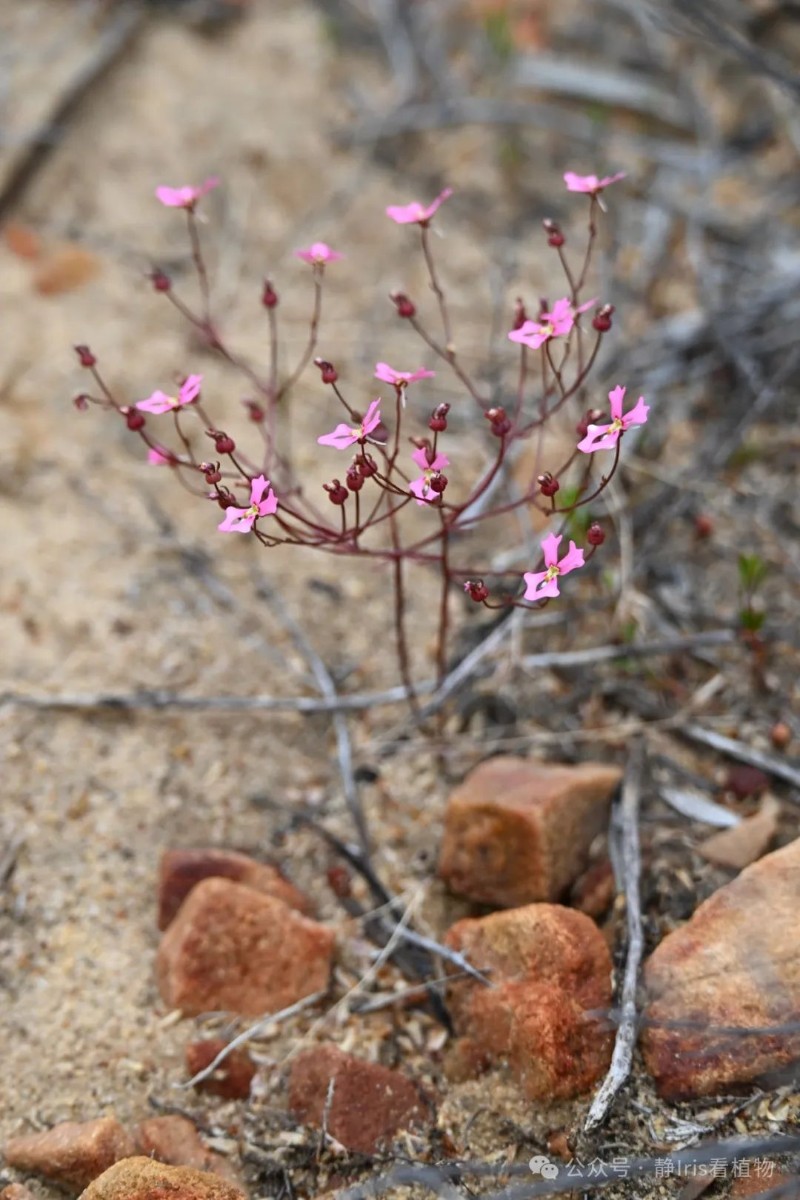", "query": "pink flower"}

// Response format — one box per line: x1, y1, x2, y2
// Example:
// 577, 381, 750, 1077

217, 475, 278, 534
147, 446, 173, 466
155, 178, 219, 209
577, 385, 649, 453
523, 533, 585, 601
136, 374, 203, 414
318, 399, 382, 449
409, 446, 450, 504
375, 363, 435, 391
564, 171, 626, 195
295, 242, 343, 265
386, 188, 453, 225
508, 298, 595, 350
